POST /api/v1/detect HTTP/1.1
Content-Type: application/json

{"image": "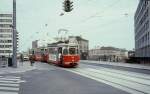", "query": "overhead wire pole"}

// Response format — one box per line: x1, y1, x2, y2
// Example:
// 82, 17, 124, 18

12, 0, 17, 68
